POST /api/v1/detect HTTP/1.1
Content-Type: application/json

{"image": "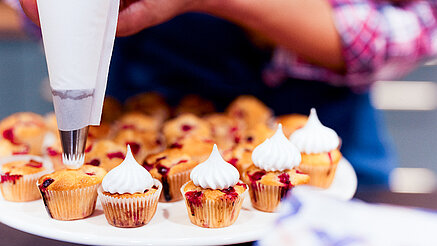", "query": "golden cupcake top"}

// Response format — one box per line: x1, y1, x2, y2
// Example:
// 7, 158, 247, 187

276, 113, 308, 137
38, 165, 106, 191
145, 148, 198, 178
174, 95, 215, 116
84, 140, 126, 172
112, 112, 161, 133
301, 149, 342, 167
1, 158, 46, 176
243, 164, 309, 187
124, 92, 171, 122
226, 95, 273, 129
163, 113, 212, 145
183, 180, 247, 201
